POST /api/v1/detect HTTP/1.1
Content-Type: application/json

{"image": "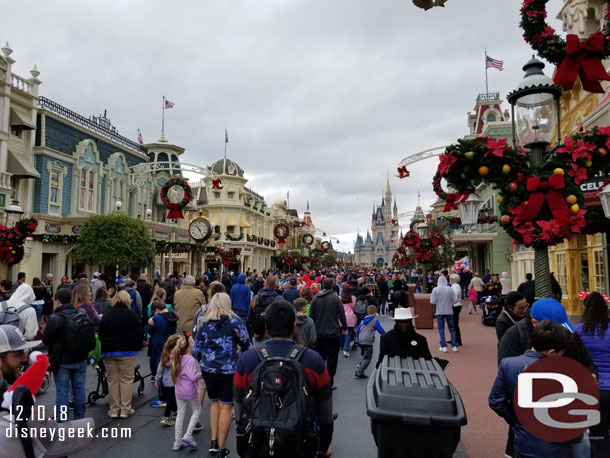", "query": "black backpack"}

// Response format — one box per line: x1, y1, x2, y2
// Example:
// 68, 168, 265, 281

250, 294, 277, 337
57, 309, 96, 360
236, 344, 319, 458
355, 298, 368, 318
0, 301, 33, 328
